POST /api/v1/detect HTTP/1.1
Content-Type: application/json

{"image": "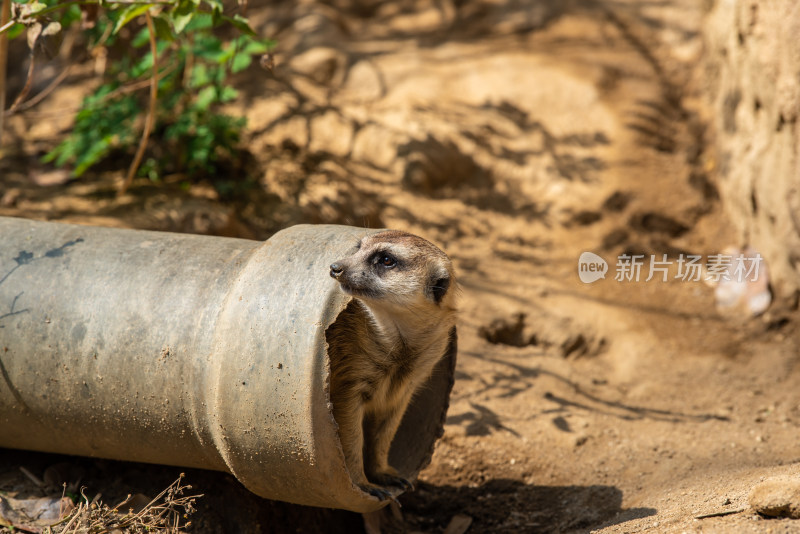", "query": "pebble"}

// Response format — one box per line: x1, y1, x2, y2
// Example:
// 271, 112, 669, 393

748, 476, 800, 518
